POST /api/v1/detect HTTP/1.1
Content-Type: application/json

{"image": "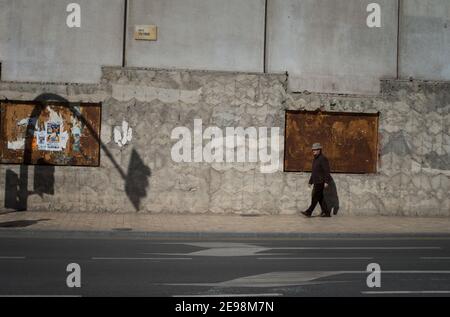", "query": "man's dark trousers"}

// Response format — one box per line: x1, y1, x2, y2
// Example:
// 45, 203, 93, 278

305, 183, 329, 215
